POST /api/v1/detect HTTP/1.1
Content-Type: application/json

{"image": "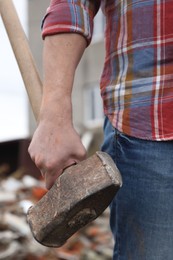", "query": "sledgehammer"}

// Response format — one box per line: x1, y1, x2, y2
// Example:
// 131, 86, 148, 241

0, 0, 122, 247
